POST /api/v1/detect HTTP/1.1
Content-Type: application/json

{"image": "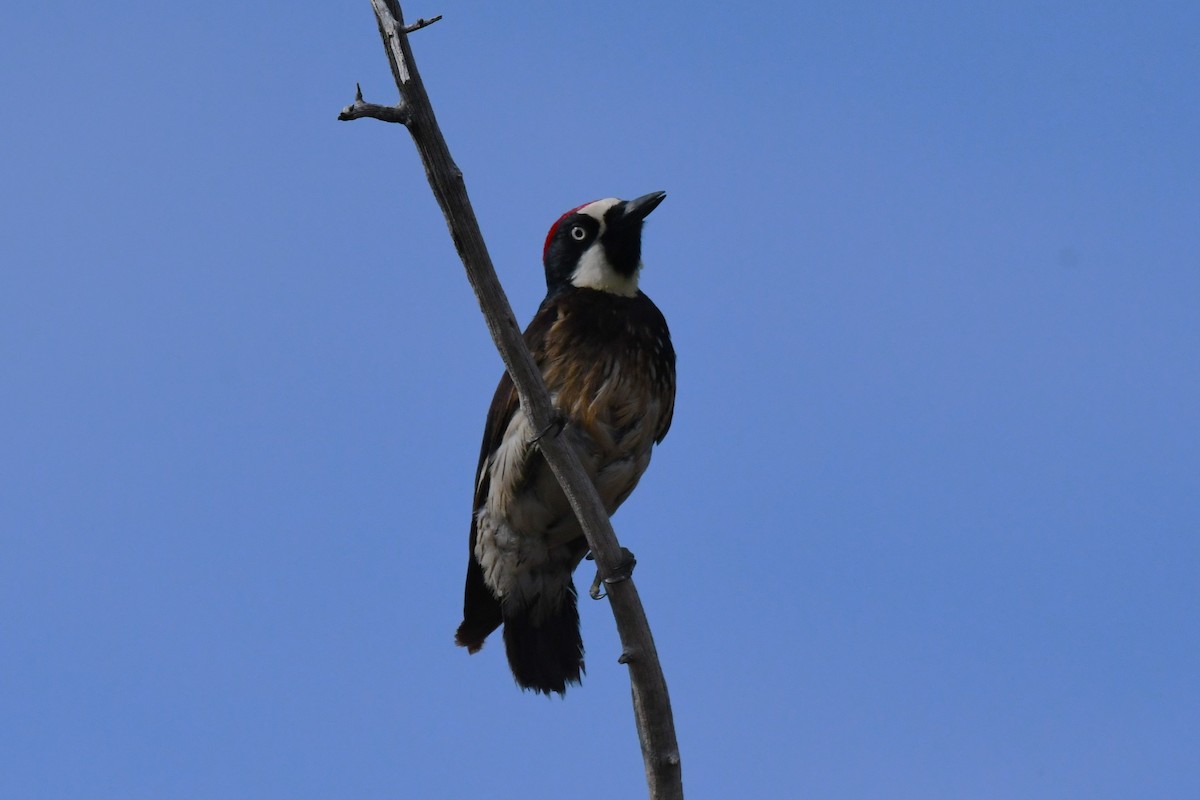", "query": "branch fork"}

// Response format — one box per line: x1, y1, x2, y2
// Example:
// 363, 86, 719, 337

338, 83, 411, 123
